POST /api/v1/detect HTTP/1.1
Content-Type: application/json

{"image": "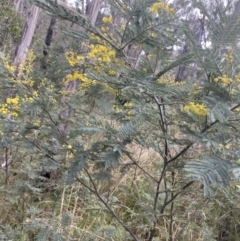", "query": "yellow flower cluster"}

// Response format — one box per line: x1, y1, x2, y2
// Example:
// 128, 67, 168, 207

65, 52, 84, 67
64, 71, 86, 82
62, 144, 73, 151
224, 53, 233, 64
3, 55, 15, 73
89, 33, 101, 42
184, 102, 208, 116
22, 89, 39, 103
18, 49, 36, 78
113, 101, 135, 119
100, 83, 118, 95
65, 41, 117, 68
124, 102, 134, 108
234, 107, 240, 115
6, 96, 19, 105
79, 78, 98, 90
102, 16, 113, 24
21, 79, 34, 87
64, 36, 119, 94
214, 74, 233, 86
192, 83, 200, 95
64, 71, 97, 90
33, 120, 41, 127
235, 74, 240, 82
101, 26, 110, 33
158, 75, 186, 86
108, 70, 117, 76
38, 78, 55, 92
151, 2, 175, 15
88, 44, 116, 64
0, 96, 20, 117
23, 95, 34, 103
